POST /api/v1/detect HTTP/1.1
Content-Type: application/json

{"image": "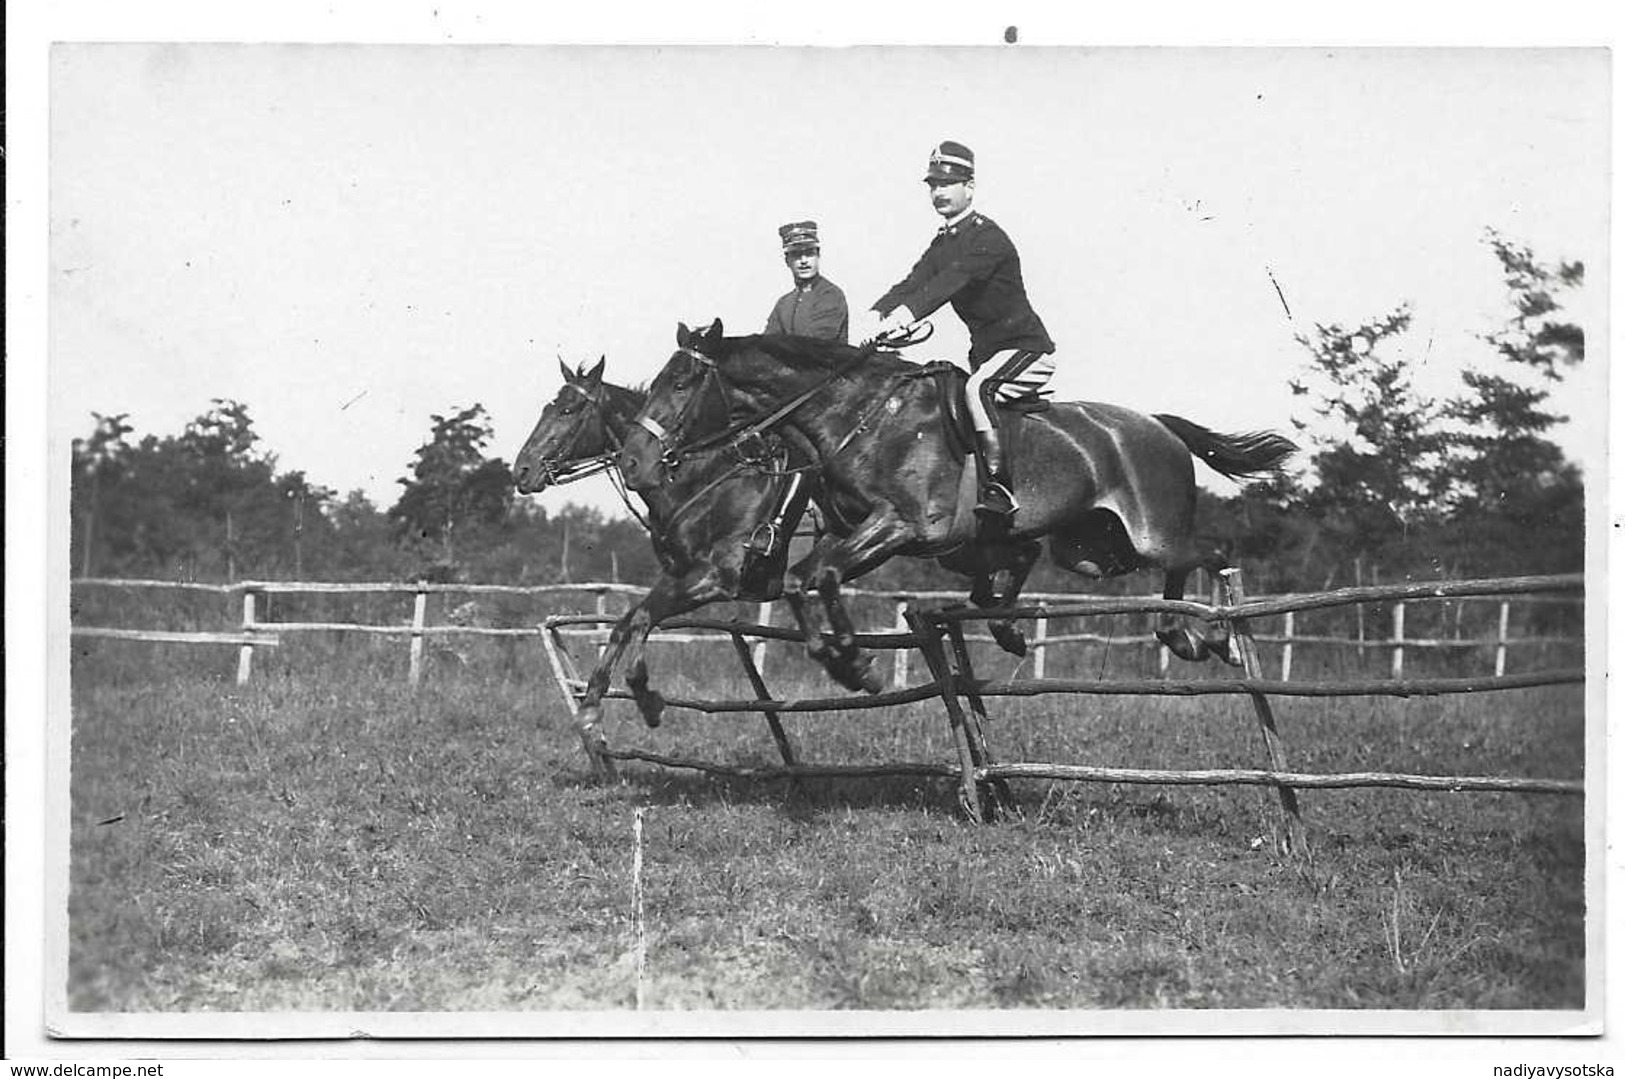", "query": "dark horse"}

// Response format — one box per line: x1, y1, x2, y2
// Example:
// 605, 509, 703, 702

619, 321, 1298, 689
513, 357, 814, 733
